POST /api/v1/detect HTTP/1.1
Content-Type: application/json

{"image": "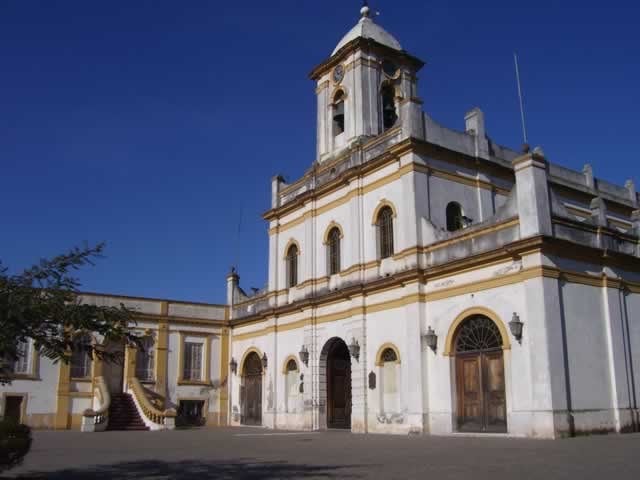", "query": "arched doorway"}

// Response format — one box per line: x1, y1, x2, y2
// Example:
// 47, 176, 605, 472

241, 351, 263, 426
454, 315, 507, 433
324, 338, 352, 429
